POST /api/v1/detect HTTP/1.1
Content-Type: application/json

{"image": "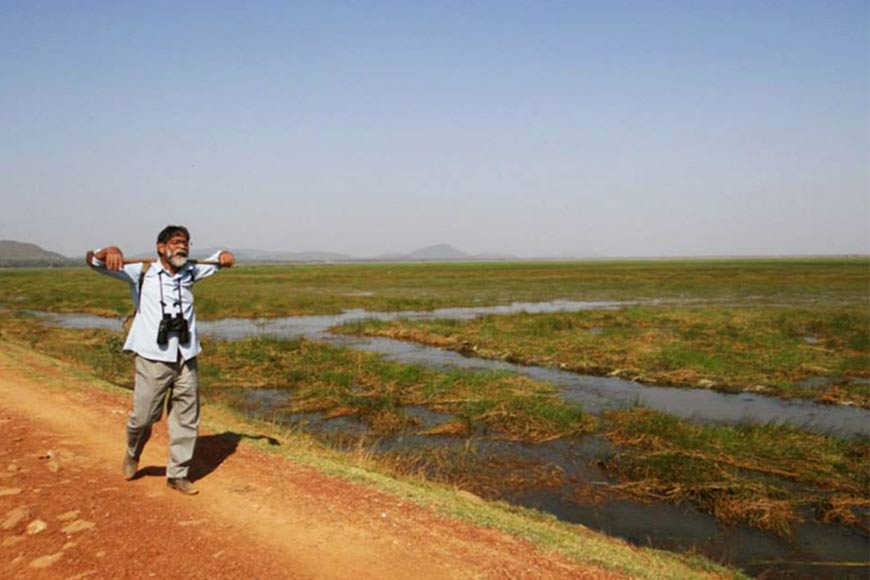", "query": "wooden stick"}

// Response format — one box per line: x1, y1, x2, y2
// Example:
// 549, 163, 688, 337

122, 258, 221, 265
